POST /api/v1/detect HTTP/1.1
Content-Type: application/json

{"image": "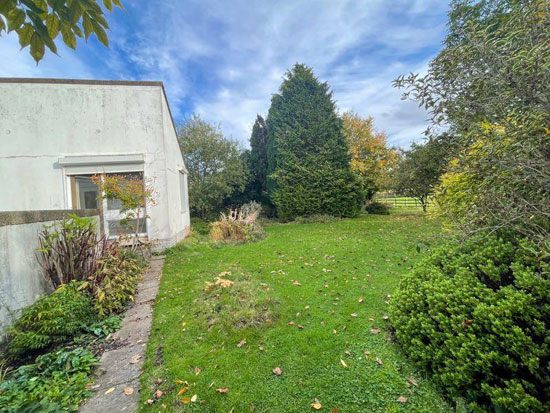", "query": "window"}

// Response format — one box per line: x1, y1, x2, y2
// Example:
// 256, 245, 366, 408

179, 171, 187, 212
74, 176, 99, 209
